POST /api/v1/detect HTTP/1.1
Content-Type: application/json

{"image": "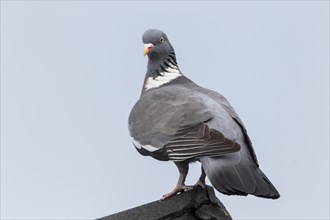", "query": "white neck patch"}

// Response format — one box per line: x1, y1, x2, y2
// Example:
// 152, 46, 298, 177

144, 64, 181, 91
